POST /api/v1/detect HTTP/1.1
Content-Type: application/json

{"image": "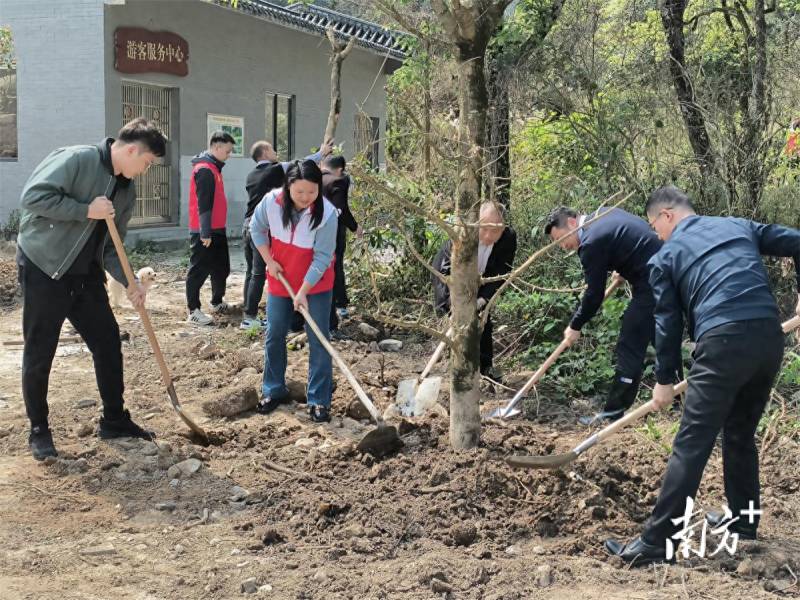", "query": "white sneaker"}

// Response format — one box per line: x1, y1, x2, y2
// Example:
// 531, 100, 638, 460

211, 301, 230, 314
187, 308, 213, 326
240, 316, 266, 330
